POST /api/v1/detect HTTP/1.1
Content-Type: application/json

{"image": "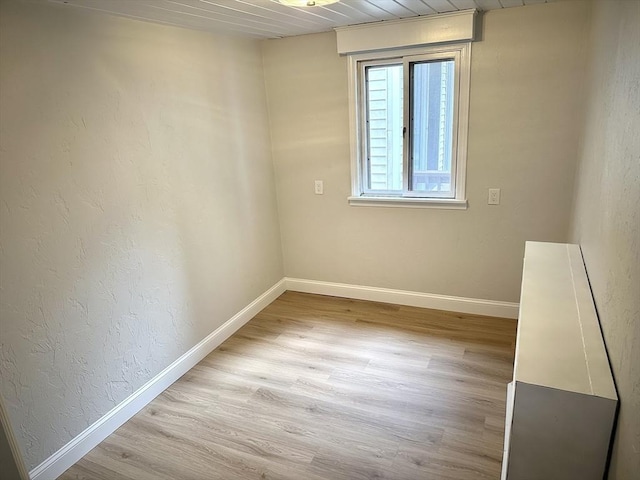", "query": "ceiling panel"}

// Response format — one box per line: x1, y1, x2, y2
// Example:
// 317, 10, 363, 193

473, 0, 504, 9
498, 0, 525, 8
420, 0, 459, 13
40, 0, 565, 39
449, 0, 480, 10
392, 1, 437, 16
359, 0, 420, 17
